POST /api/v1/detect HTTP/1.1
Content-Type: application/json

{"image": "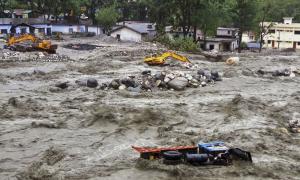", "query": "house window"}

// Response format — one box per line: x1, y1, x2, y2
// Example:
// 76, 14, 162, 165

69, 28, 73, 33
147, 25, 152, 29
268, 40, 271, 44
209, 44, 215, 50
295, 31, 300, 35
1, 29, 7, 34
269, 30, 275, 33
20, 28, 27, 34
298, 42, 300, 45
227, 30, 231, 35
